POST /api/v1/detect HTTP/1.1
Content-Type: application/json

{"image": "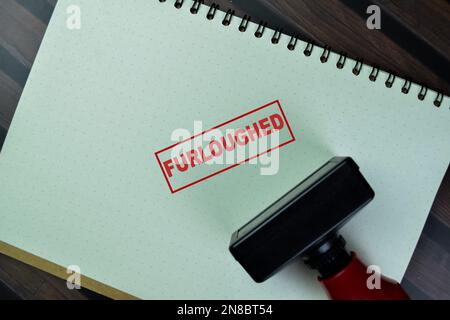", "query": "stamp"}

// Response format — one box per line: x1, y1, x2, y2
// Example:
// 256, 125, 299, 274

155, 100, 296, 193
